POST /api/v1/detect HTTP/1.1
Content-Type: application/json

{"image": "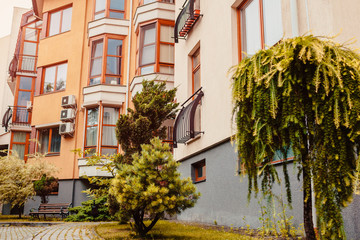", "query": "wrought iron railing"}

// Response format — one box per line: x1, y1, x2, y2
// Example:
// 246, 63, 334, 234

1, 106, 31, 132
9, 54, 37, 78
173, 88, 204, 147
2, 107, 12, 132
174, 0, 201, 43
